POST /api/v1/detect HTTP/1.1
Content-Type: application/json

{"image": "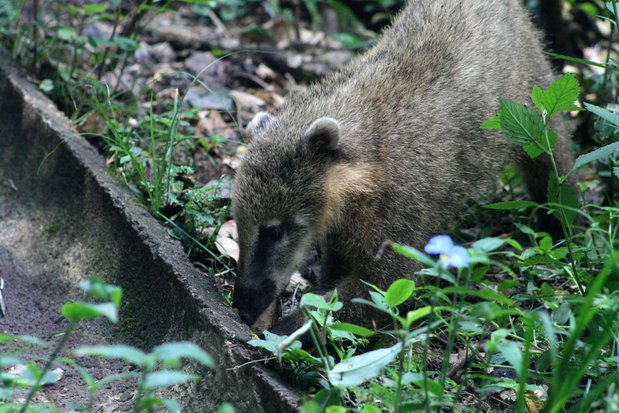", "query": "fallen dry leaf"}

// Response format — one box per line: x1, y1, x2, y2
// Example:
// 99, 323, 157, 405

215, 220, 239, 261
